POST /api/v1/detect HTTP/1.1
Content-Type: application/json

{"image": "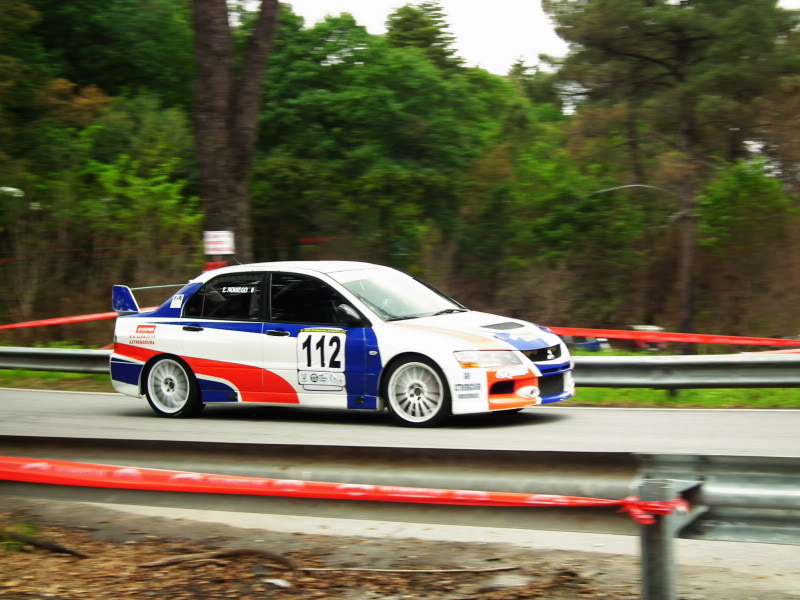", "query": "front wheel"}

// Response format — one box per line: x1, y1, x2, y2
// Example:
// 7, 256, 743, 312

144, 356, 202, 418
383, 356, 451, 427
